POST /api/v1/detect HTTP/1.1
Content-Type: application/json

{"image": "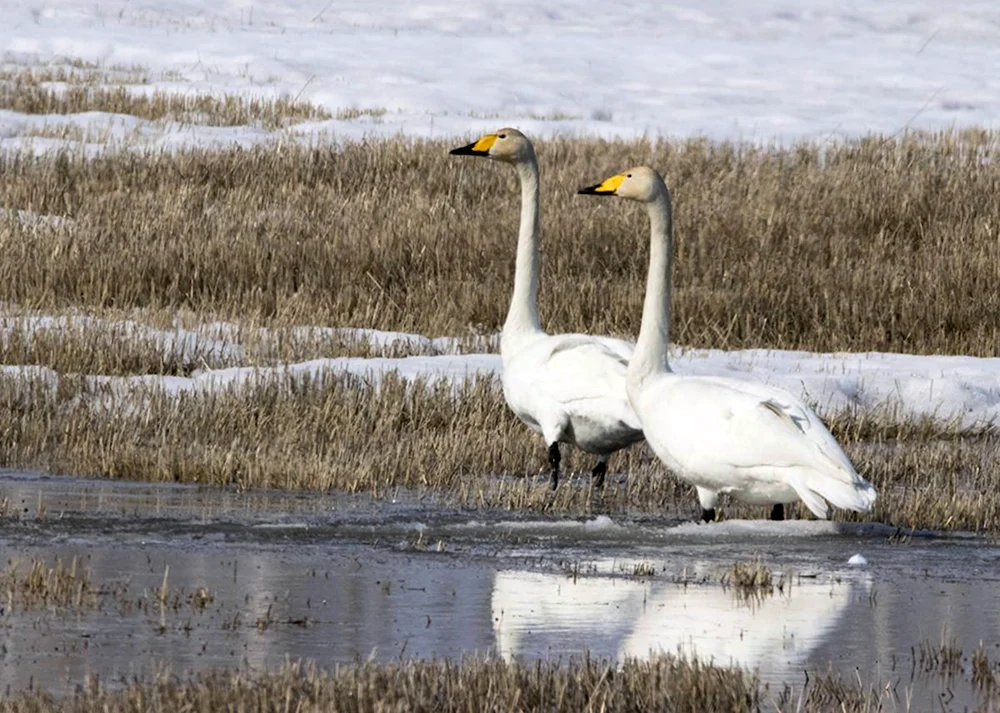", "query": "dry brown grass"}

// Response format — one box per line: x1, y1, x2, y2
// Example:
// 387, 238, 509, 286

773, 639, 1000, 711
0, 655, 758, 713
0, 316, 236, 376
0, 555, 220, 618
0, 84, 330, 129
0, 63, 150, 87
334, 106, 388, 121
0, 65, 329, 129
917, 636, 965, 678
773, 636, 1000, 711
0, 369, 997, 531
0, 131, 998, 355
0, 310, 455, 376
0, 371, 555, 500
973, 642, 999, 691
773, 672, 894, 713
3, 652, 1000, 712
